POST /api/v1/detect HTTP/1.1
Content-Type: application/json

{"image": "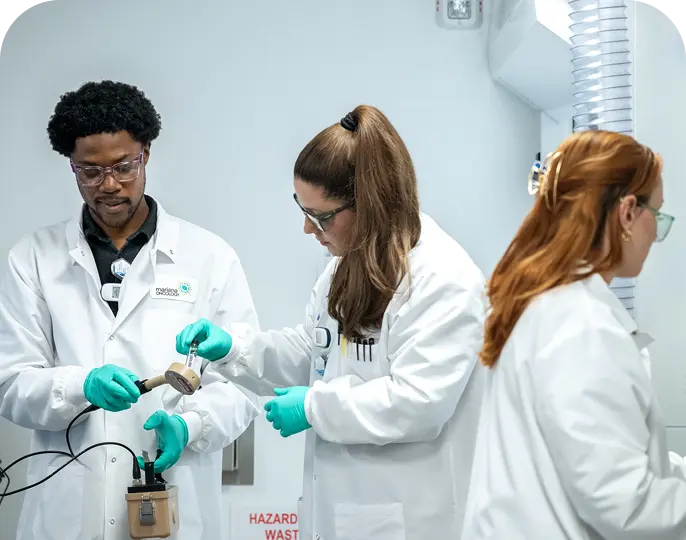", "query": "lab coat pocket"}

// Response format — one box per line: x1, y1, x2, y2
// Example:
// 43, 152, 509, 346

345, 337, 386, 382
142, 309, 196, 371
33, 462, 85, 539
334, 502, 405, 540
